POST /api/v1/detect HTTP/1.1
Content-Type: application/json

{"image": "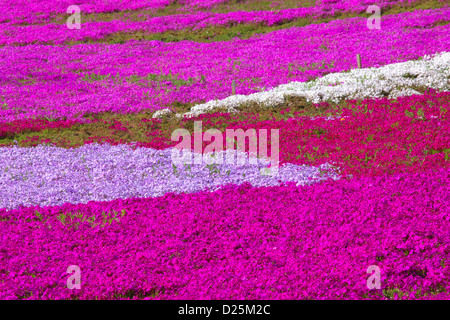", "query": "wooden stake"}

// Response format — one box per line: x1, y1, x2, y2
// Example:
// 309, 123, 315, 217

356, 54, 362, 69
232, 79, 236, 95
